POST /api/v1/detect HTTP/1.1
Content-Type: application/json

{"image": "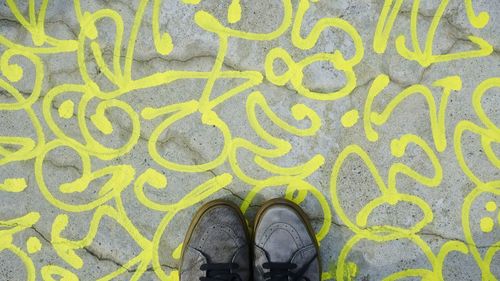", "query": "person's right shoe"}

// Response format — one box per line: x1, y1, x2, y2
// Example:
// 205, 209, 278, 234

253, 198, 321, 281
